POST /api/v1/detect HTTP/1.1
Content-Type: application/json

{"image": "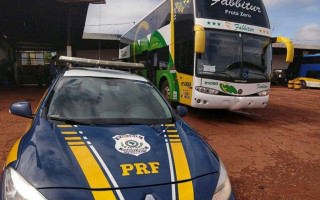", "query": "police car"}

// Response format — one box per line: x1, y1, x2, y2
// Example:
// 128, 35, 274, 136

1, 65, 235, 199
